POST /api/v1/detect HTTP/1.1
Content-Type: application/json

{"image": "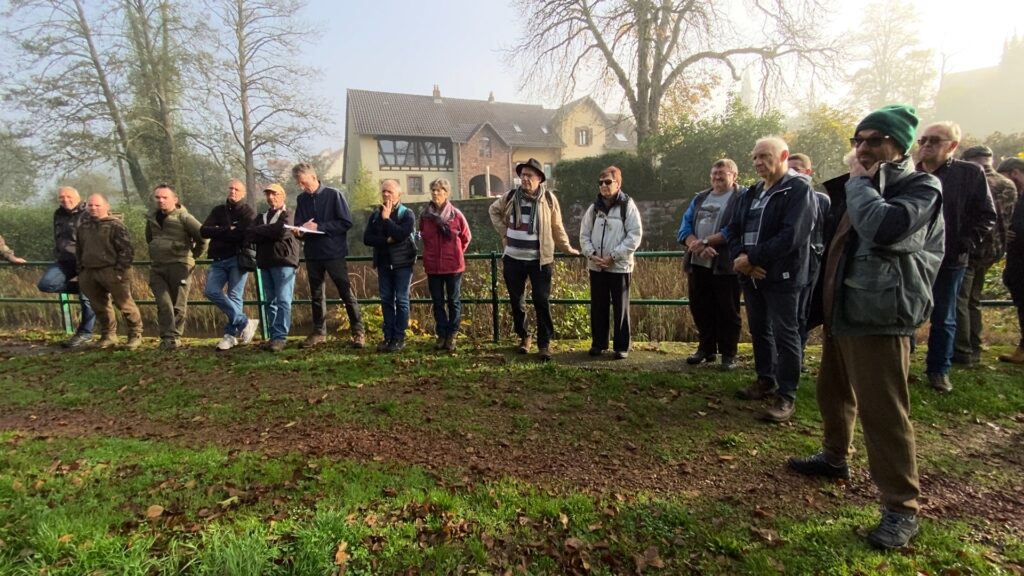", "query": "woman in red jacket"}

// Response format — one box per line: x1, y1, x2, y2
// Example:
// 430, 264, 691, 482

419, 178, 472, 351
